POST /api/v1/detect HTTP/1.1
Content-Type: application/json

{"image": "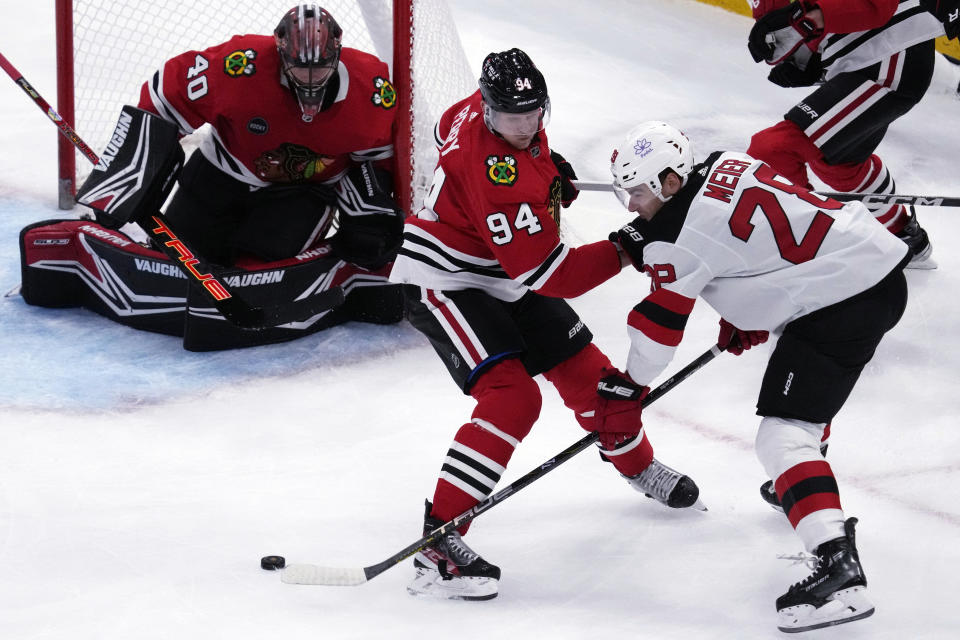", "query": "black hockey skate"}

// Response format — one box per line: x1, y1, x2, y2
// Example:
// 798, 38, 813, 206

776, 518, 875, 633
897, 207, 936, 269
623, 458, 705, 510
407, 501, 500, 601
760, 480, 785, 513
